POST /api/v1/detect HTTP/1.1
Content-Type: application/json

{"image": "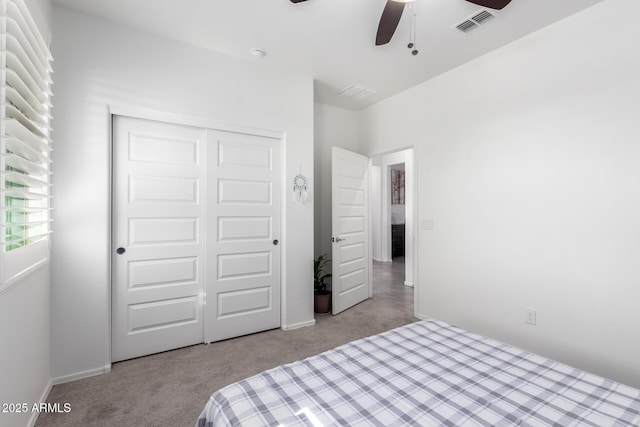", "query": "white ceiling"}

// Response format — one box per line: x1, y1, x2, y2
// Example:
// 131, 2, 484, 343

51, 0, 601, 110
